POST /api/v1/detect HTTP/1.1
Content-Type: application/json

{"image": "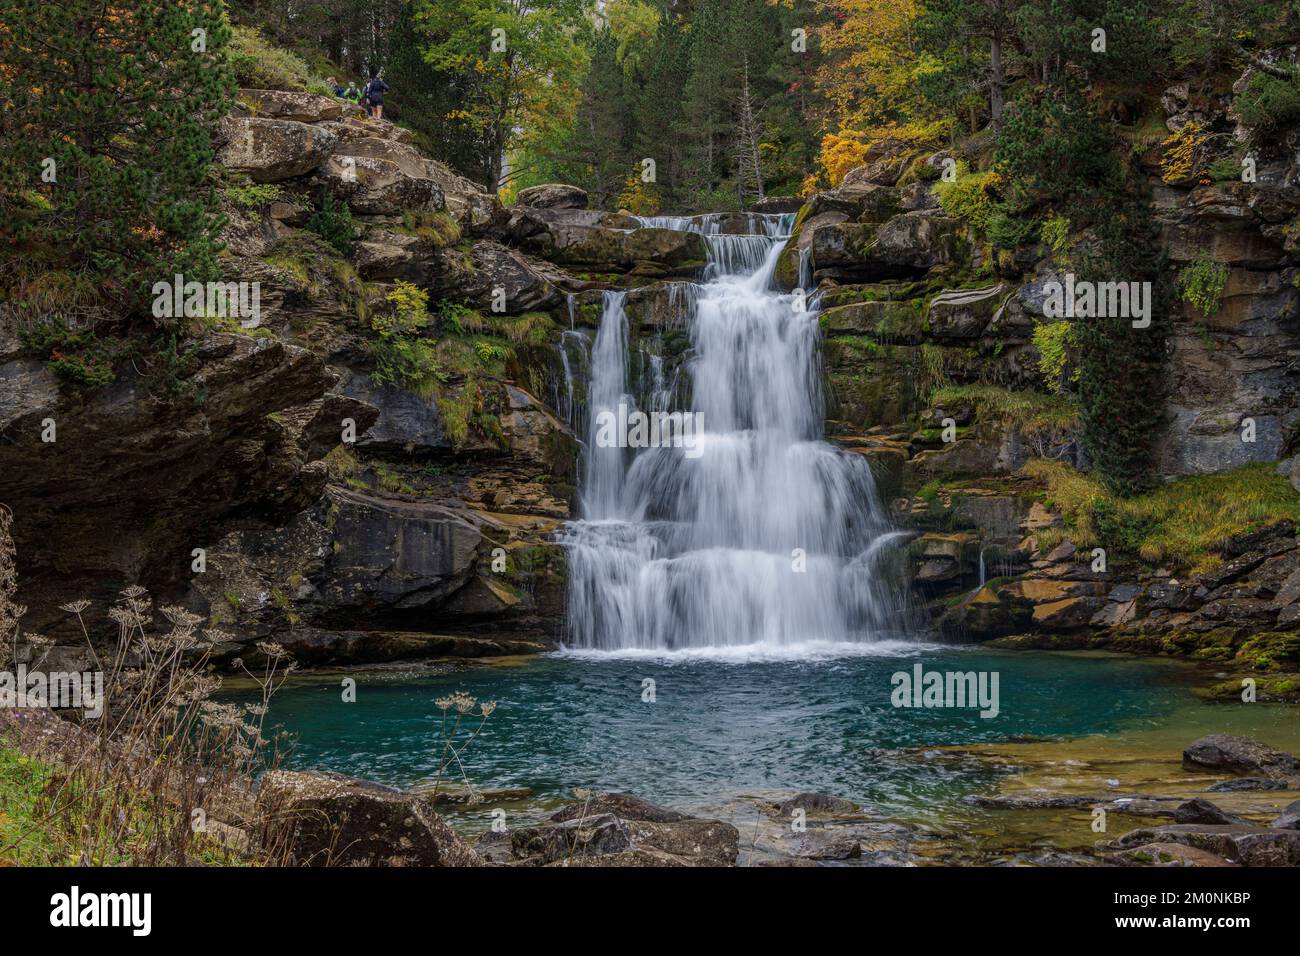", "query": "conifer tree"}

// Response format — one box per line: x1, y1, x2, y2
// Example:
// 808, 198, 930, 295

0, 1, 235, 311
